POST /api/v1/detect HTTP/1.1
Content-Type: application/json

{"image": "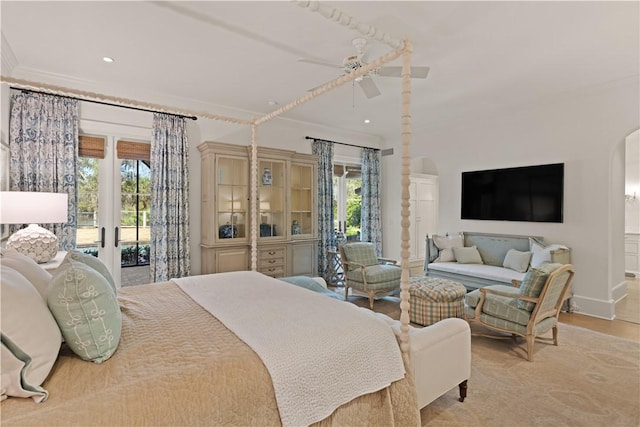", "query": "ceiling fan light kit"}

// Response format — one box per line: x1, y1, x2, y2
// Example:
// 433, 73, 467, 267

298, 37, 429, 99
